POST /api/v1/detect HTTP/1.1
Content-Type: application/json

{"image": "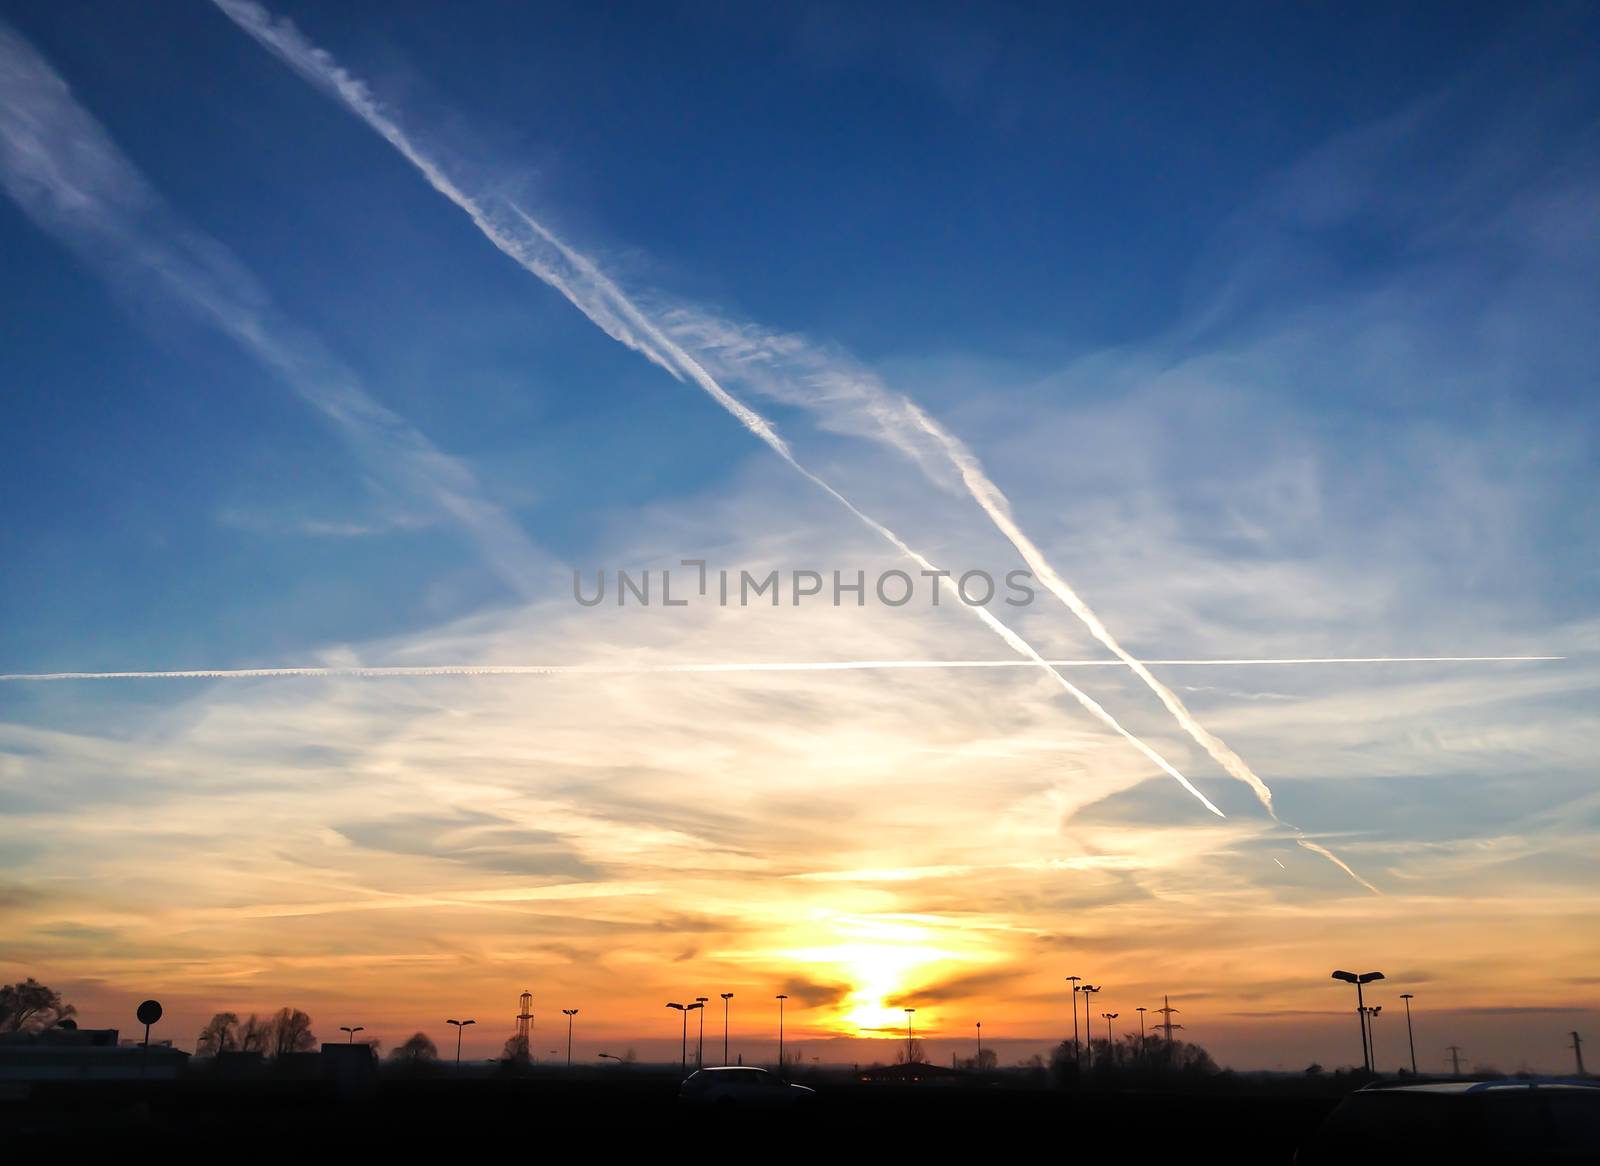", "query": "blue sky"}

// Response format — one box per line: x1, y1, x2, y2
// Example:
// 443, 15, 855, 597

1, 2, 1597, 1069
2, 0, 1594, 668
